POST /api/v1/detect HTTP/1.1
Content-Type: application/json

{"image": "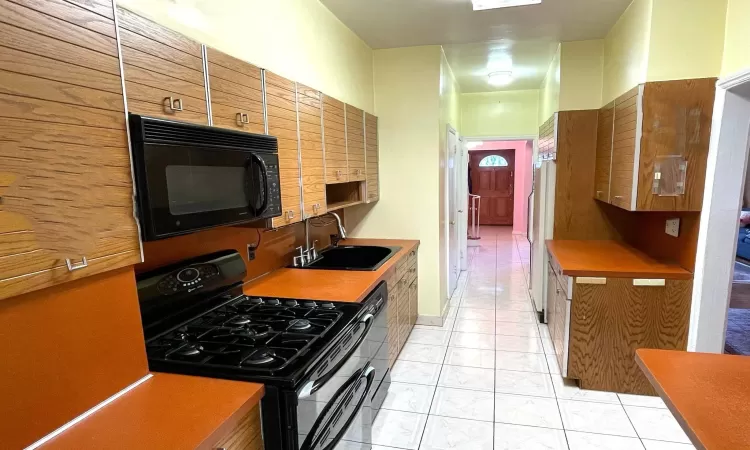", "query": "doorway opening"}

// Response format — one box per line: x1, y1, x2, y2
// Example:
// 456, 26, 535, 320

690, 70, 750, 353
464, 139, 534, 237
